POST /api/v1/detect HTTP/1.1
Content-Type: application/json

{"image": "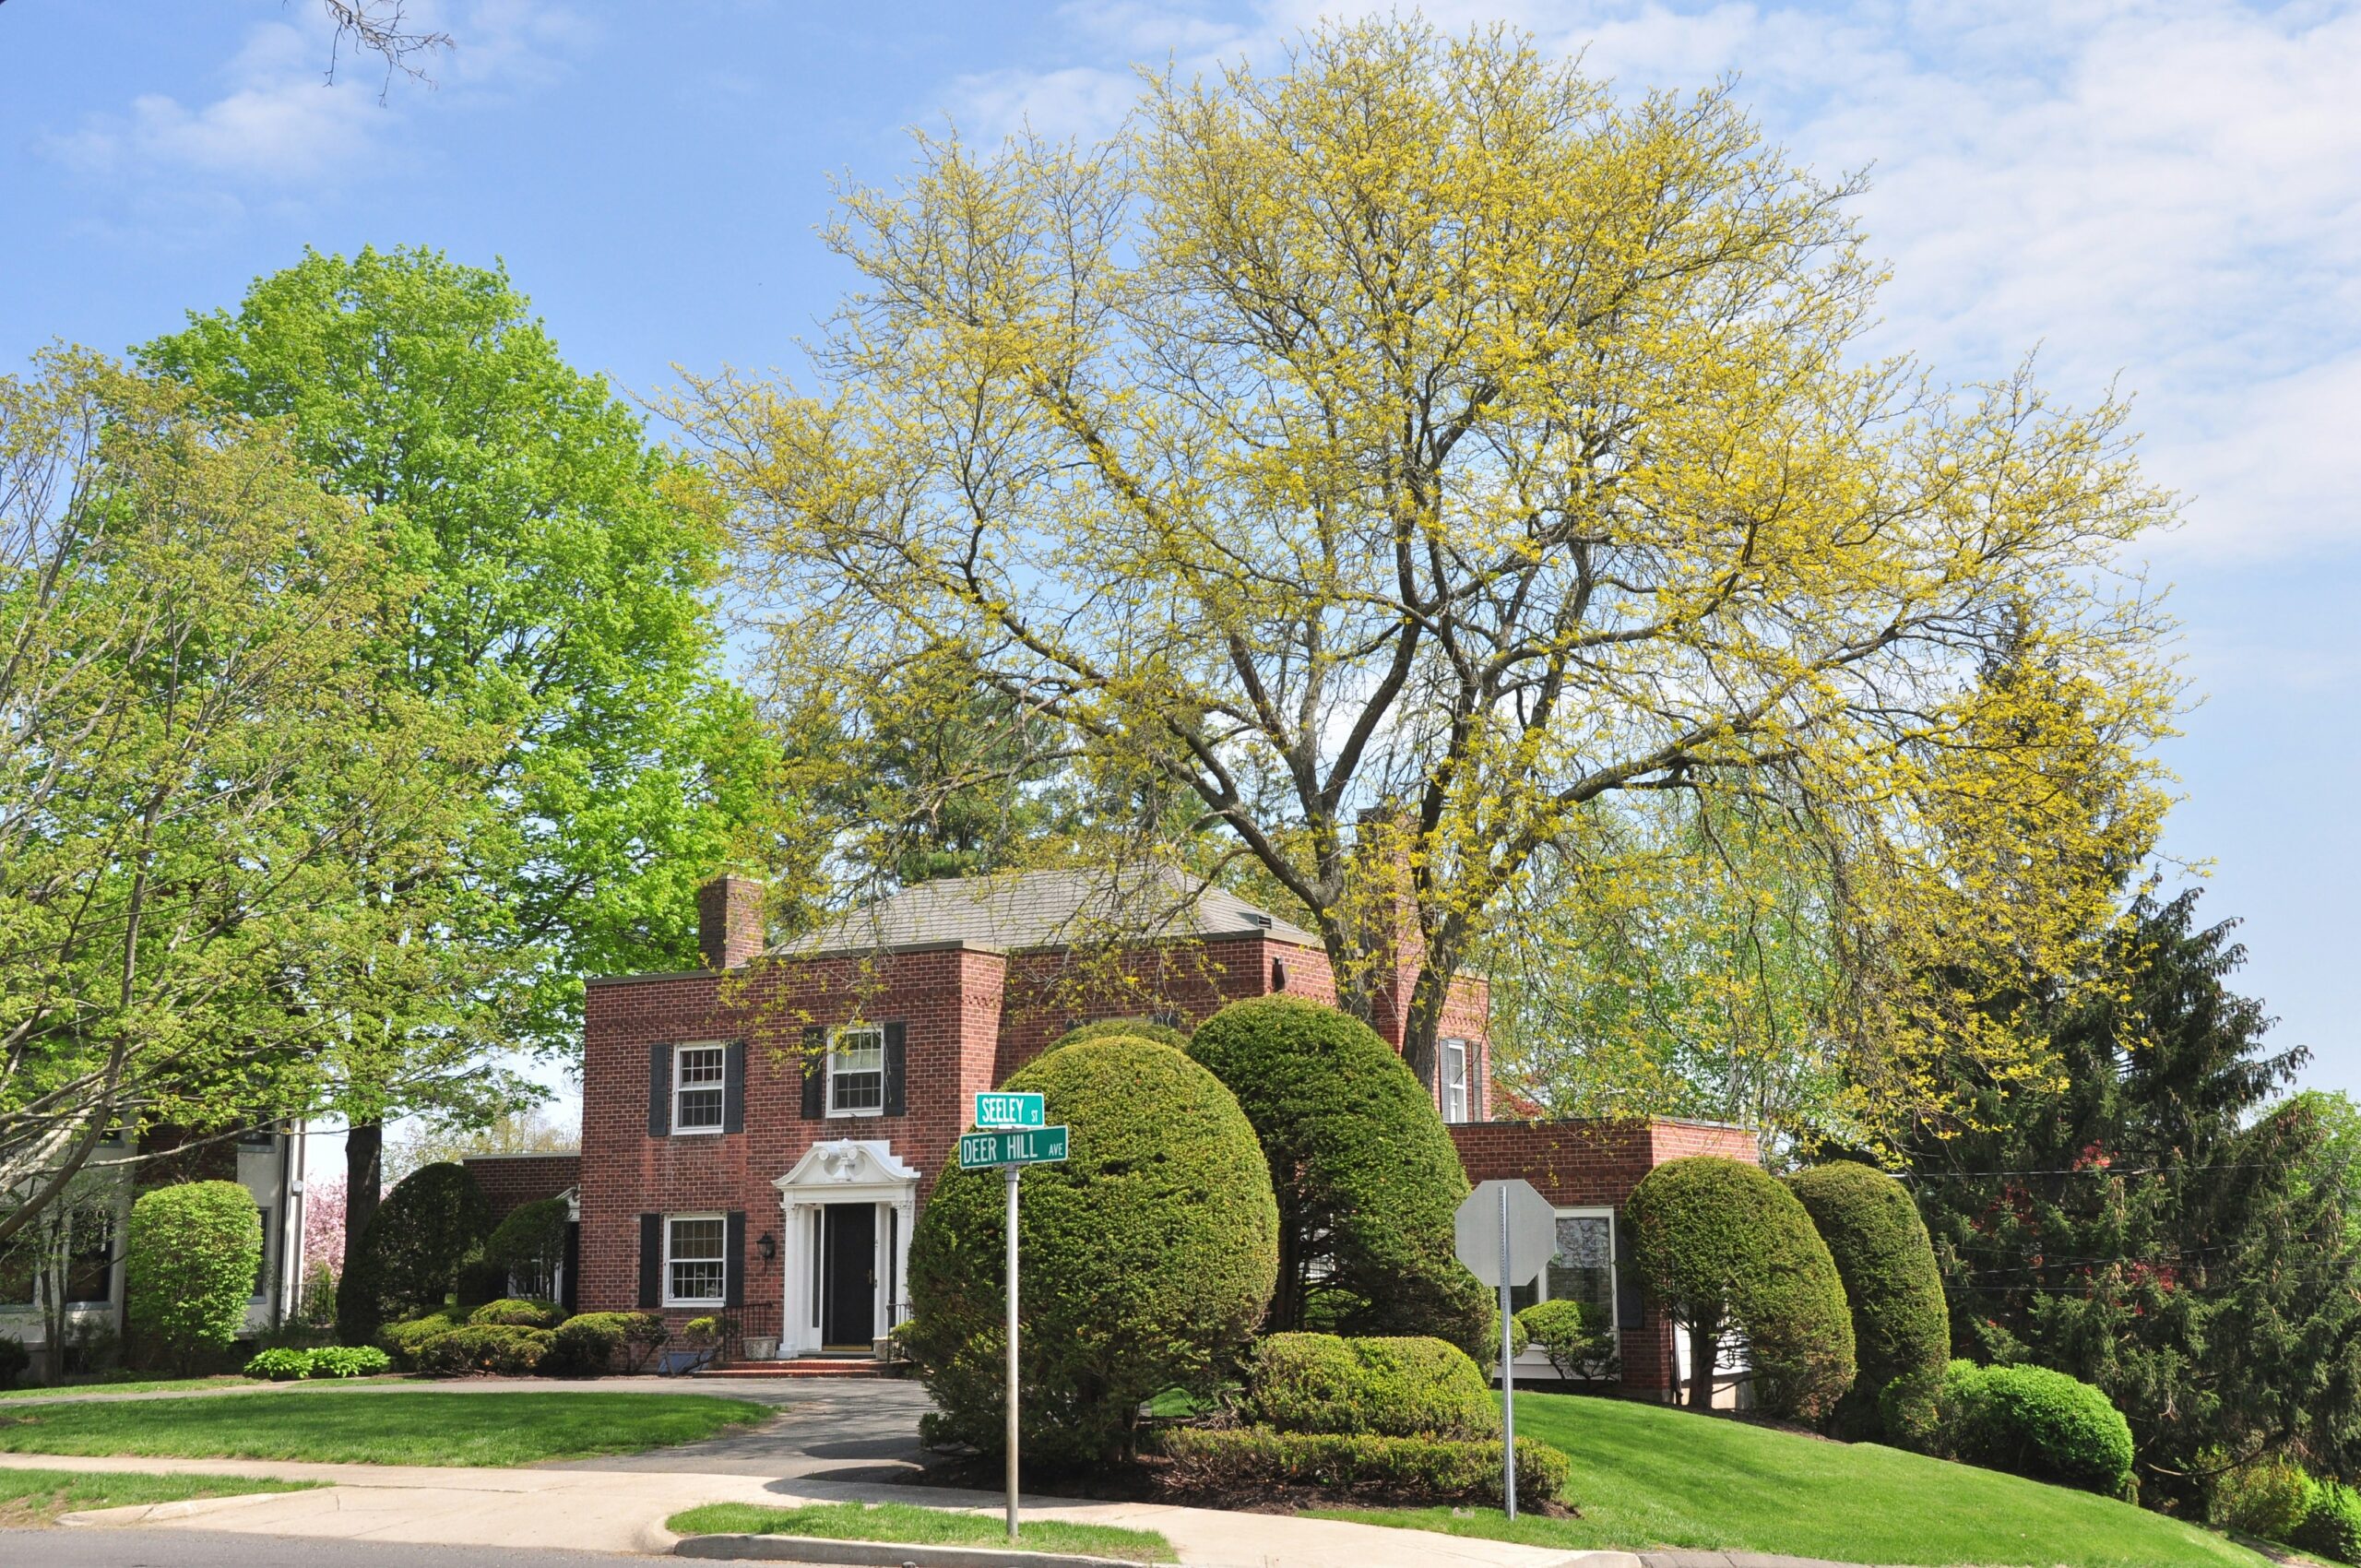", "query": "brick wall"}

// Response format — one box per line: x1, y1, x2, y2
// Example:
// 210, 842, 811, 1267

1450, 1118, 1760, 1400
462, 1153, 580, 1225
